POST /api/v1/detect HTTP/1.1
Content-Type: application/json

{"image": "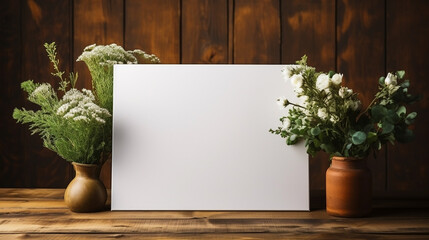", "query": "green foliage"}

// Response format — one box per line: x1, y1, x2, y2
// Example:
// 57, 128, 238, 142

76, 44, 161, 154
270, 56, 419, 159
13, 43, 111, 165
